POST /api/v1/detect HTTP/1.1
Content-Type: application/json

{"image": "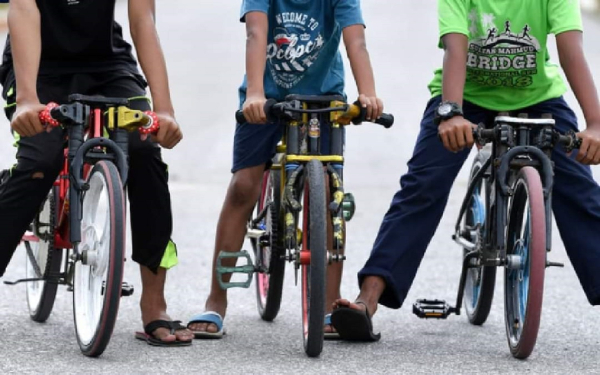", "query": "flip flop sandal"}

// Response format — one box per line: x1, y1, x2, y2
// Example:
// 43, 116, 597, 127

187, 311, 226, 339
331, 301, 381, 342
135, 320, 193, 347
